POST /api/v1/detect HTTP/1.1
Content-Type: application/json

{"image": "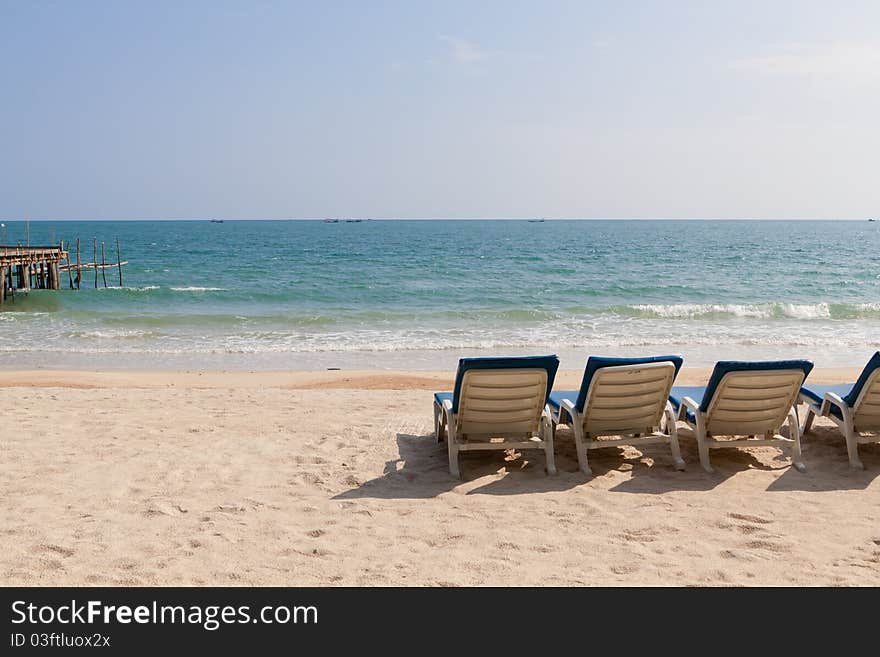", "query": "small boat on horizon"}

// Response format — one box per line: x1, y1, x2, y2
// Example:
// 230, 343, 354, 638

527, 218, 546, 223
209, 219, 224, 223
323, 218, 340, 223
869, 218, 876, 222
